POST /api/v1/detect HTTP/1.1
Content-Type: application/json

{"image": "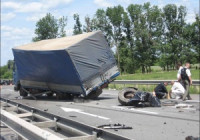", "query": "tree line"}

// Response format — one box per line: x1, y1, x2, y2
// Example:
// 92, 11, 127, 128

0, 60, 14, 79
4, 3, 197, 76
